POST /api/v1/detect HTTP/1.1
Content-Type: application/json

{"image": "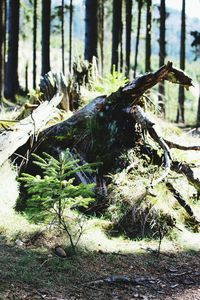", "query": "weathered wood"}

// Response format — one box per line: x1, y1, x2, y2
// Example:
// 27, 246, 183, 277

0, 92, 63, 166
